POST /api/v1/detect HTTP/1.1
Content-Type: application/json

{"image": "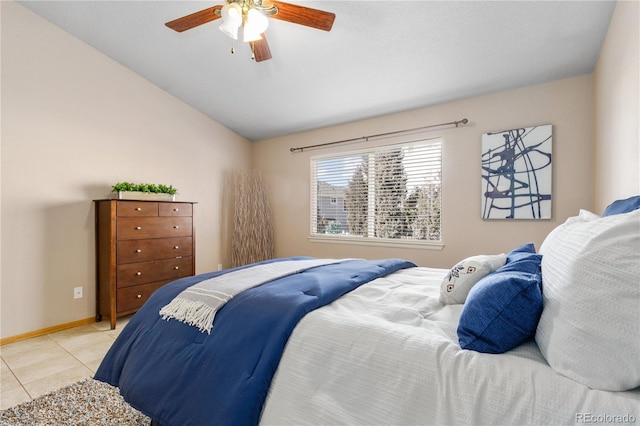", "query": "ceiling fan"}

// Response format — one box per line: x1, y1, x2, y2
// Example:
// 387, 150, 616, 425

165, 0, 336, 62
